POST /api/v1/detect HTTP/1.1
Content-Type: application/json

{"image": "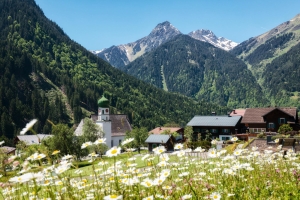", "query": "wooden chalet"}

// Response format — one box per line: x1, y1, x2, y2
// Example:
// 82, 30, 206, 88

240, 107, 299, 133
145, 134, 176, 152
187, 115, 242, 141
